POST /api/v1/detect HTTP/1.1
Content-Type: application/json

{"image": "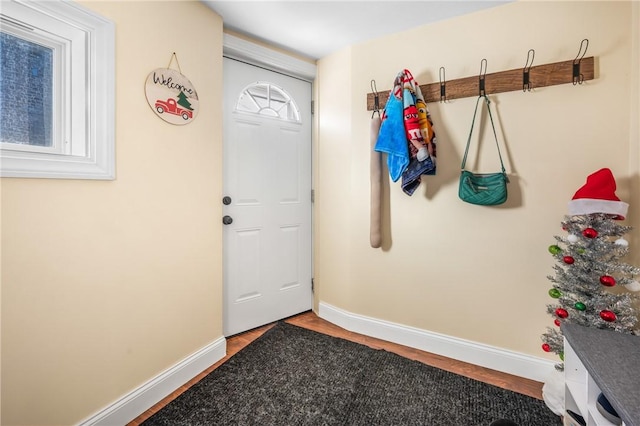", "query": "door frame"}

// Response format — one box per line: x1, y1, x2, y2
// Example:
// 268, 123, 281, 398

223, 33, 317, 82
222, 33, 317, 330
